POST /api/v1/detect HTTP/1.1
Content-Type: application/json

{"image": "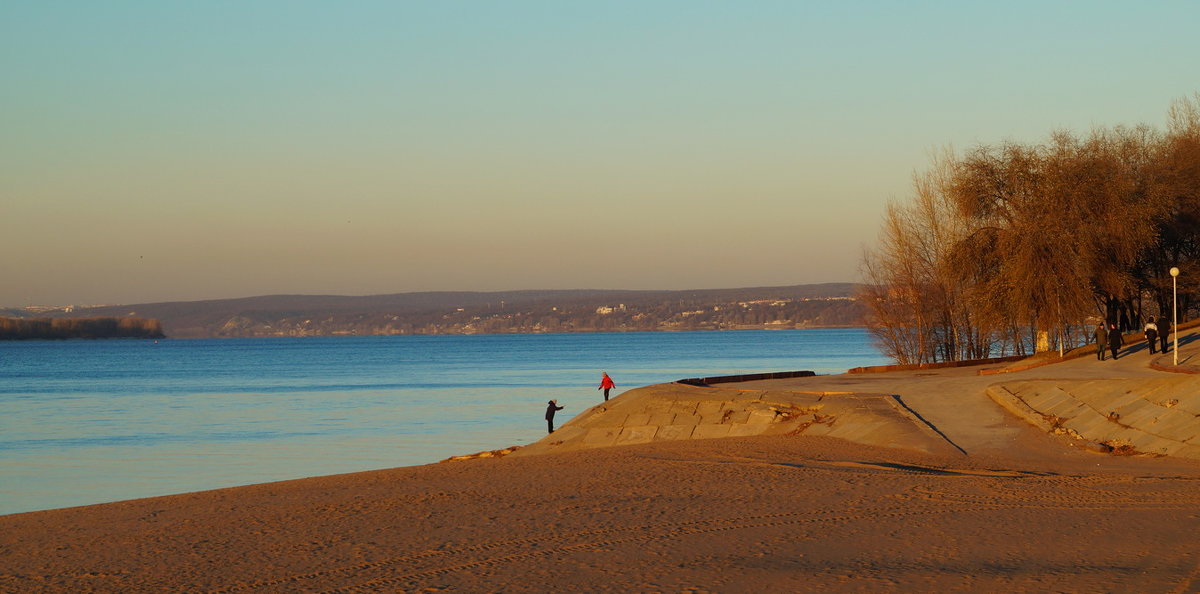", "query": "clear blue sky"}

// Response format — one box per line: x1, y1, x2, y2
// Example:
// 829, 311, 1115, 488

3, 1, 1197, 306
